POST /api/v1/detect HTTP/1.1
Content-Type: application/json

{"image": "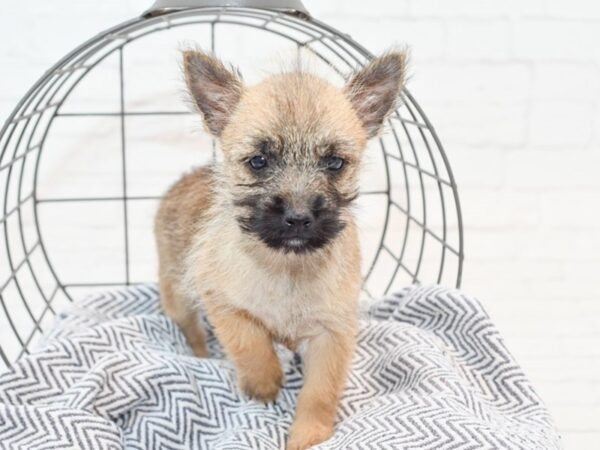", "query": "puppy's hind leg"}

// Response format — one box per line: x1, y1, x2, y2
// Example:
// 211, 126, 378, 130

159, 273, 208, 357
